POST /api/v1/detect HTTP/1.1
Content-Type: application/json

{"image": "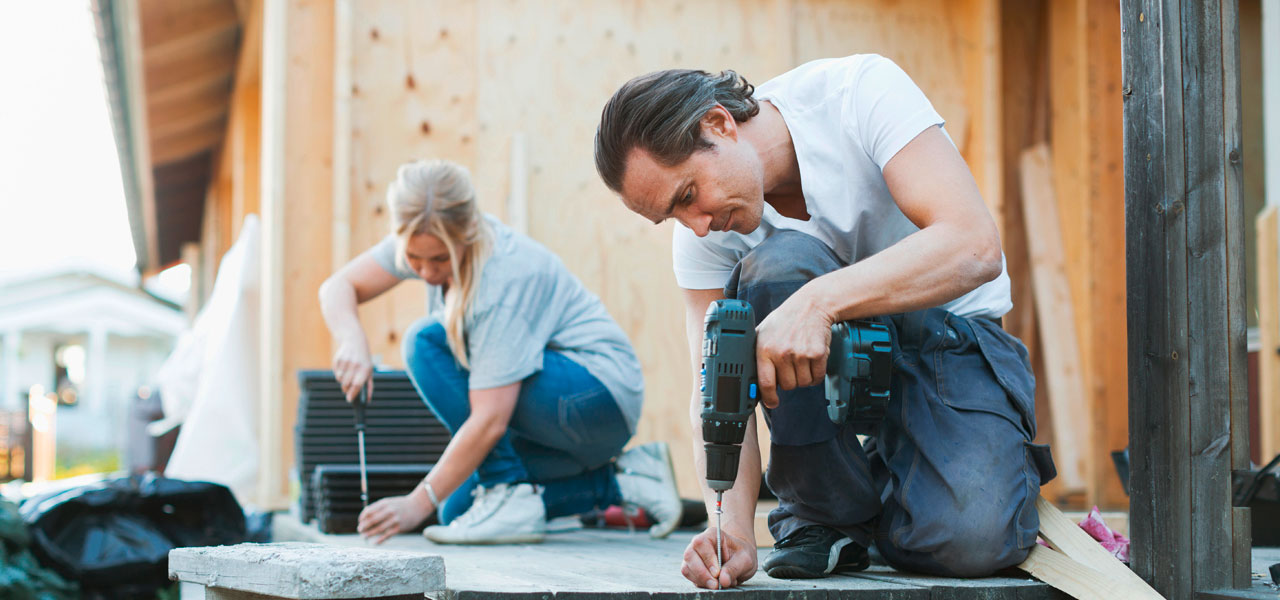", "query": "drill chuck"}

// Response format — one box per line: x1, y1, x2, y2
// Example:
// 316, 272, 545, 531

703, 443, 740, 491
